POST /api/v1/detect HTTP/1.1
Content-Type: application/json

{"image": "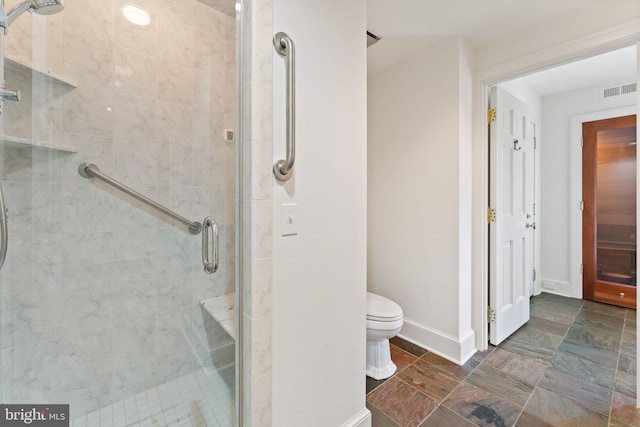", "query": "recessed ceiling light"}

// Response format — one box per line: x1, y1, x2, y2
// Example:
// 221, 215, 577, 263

123, 5, 150, 26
